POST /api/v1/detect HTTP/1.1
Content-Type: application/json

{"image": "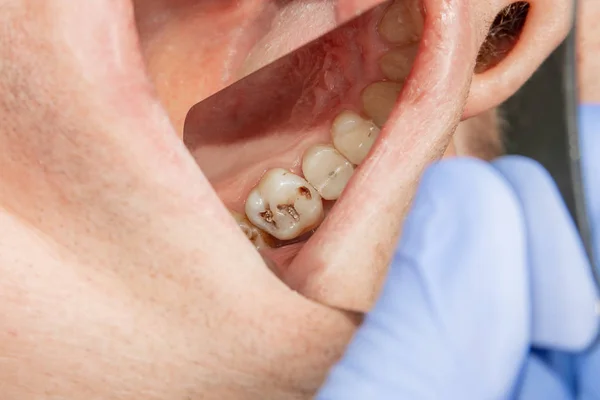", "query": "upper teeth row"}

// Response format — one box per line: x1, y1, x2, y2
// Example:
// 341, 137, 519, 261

236, 0, 422, 244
